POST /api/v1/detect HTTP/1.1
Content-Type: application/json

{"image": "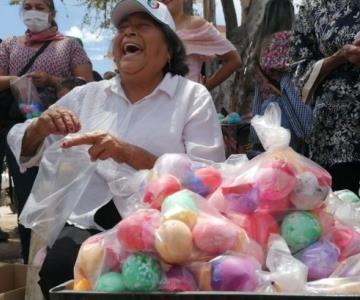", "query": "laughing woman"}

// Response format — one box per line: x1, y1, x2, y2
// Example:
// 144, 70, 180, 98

6, 0, 225, 297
